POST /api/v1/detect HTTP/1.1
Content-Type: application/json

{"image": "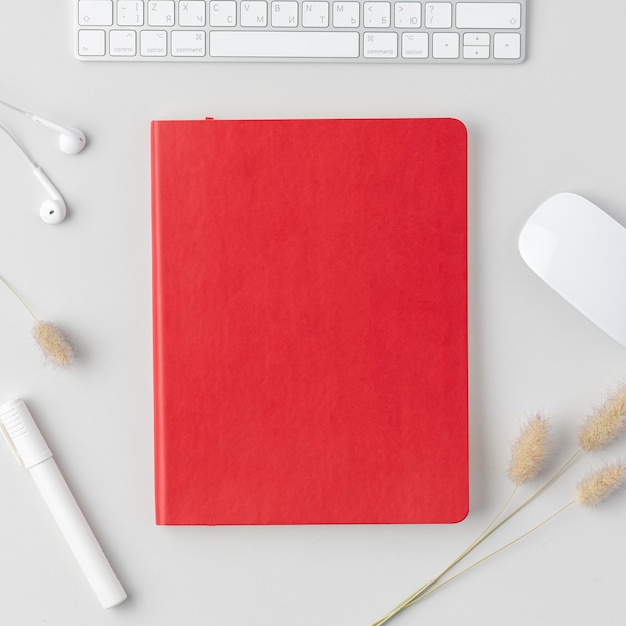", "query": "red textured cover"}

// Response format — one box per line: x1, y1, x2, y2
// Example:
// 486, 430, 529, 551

151, 118, 468, 525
